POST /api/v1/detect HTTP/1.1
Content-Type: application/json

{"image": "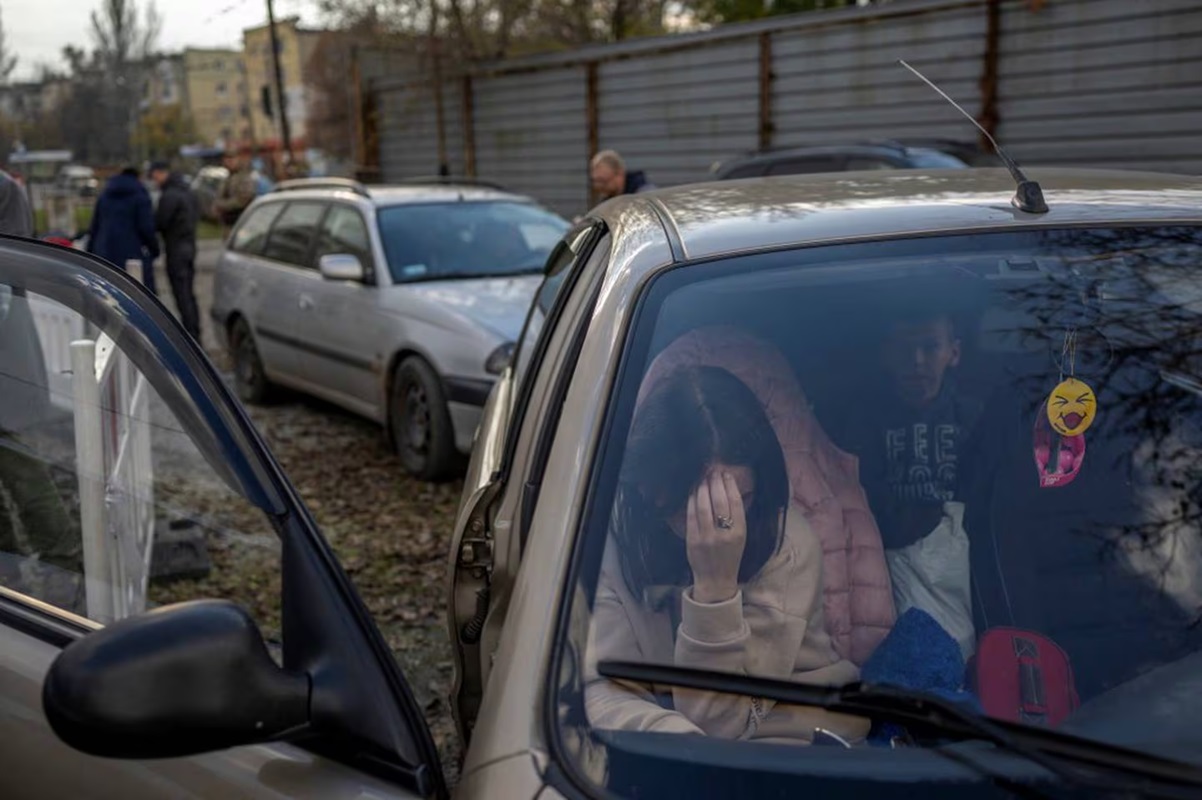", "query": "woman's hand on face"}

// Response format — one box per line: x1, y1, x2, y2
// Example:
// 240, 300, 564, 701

686, 471, 747, 604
